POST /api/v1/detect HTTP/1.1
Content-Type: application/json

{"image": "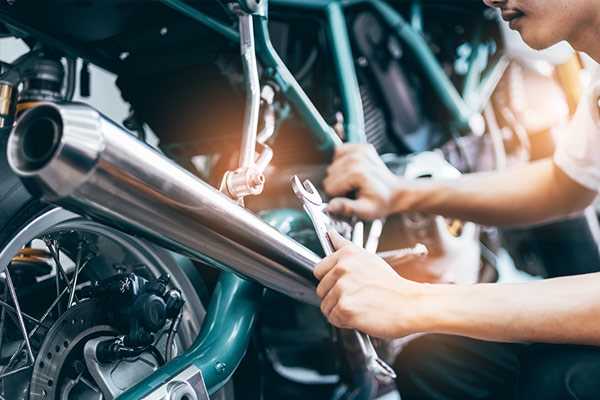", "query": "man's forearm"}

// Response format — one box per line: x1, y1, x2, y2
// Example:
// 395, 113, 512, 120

396, 159, 596, 227
412, 273, 600, 345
